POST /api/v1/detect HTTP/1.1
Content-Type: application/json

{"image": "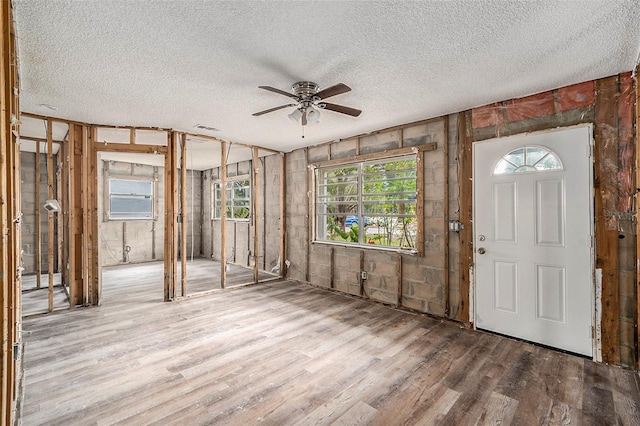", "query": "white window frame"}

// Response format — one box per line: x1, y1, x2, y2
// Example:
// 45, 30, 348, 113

108, 177, 155, 221
211, 175, 251, 221
313, 153, 420, 253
